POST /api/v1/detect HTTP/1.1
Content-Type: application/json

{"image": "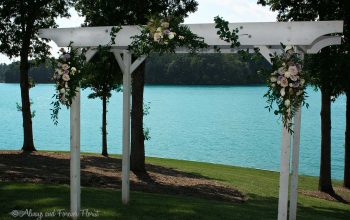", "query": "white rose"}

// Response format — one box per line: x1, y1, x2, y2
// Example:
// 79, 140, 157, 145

270, 76, 277, 82
271, 83, 276, 88
153, 32, 162, 42
71, 67, 77, 73
60, 88, 65, 94
284, 71, 291, 78
168, 32, 175, 40
280, 88, 285, 97
156, 27, 162, 32
284, 99, 291, 107
289, 83, 293, 87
